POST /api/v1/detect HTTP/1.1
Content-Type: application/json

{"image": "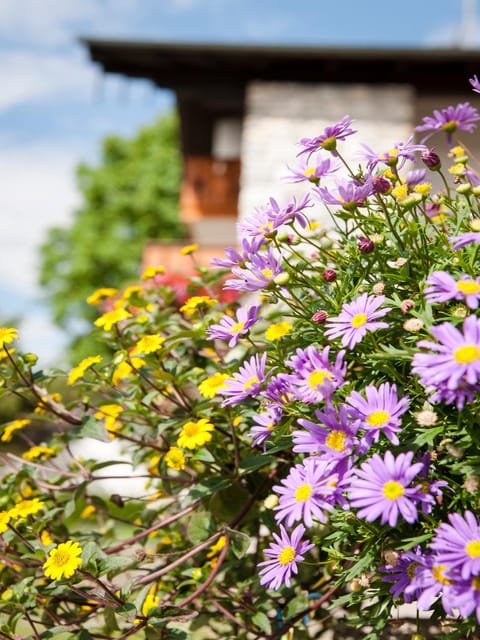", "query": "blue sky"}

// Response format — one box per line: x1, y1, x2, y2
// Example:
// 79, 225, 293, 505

0, 0, 478, 363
